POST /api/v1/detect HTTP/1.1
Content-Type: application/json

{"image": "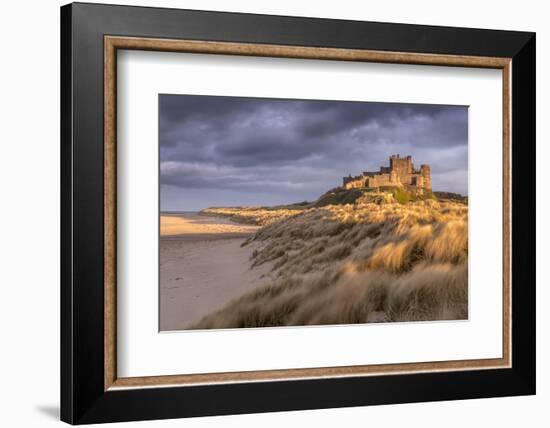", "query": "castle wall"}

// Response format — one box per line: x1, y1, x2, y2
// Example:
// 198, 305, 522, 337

344, 178, 364, 189
366, 173, 393, 188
